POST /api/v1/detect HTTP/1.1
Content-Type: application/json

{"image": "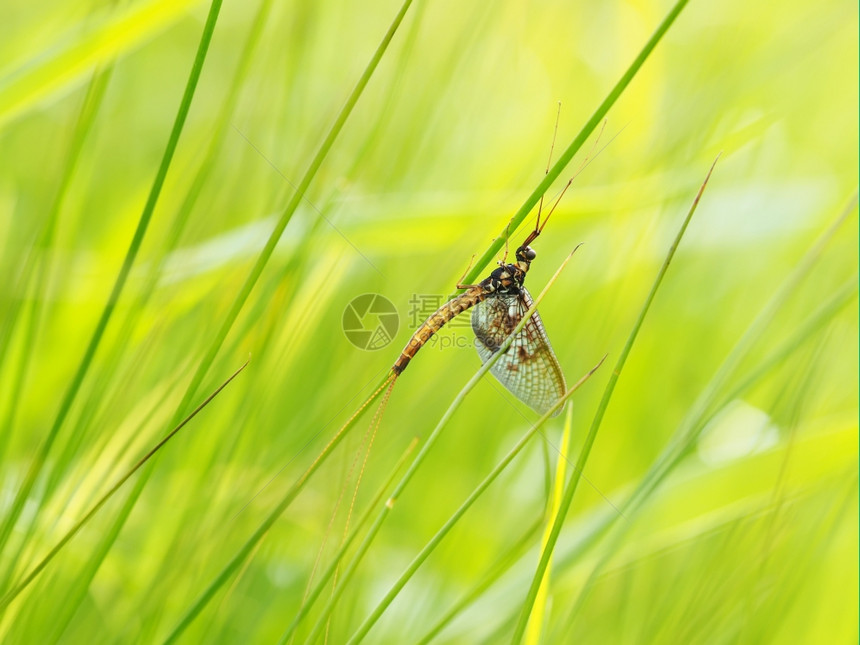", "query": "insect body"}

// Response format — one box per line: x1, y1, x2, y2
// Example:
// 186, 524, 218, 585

392, 233, 566, 416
